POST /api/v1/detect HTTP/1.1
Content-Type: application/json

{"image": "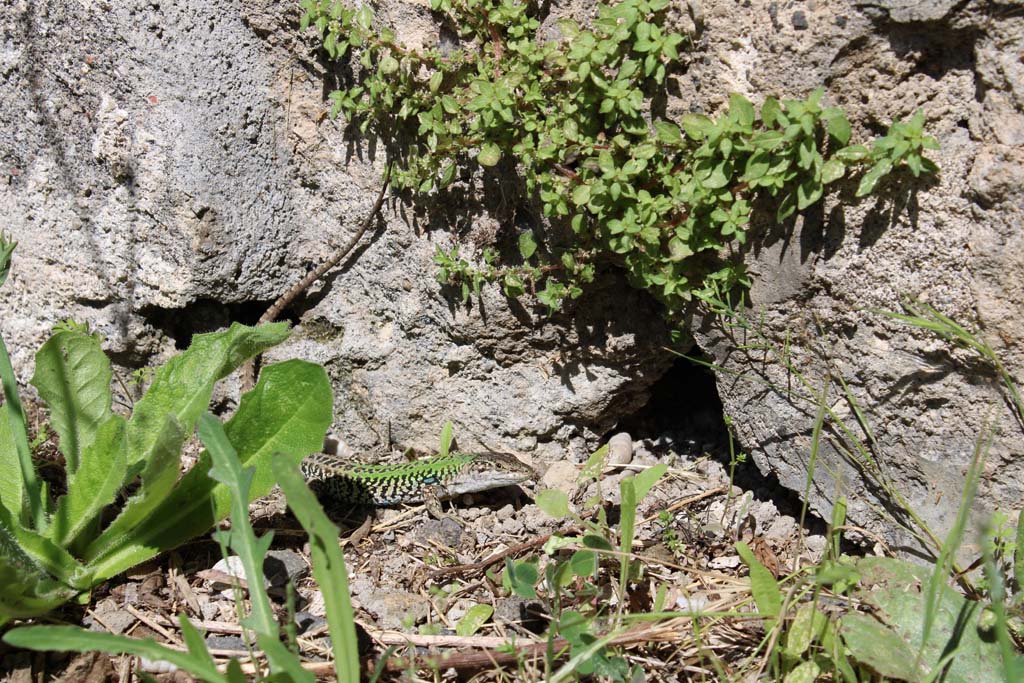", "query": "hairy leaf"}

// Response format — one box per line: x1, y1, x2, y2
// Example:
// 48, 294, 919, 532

49, 414, 127, 550
85, 360, 331, 582
124, 322, 290, 470
30, 328, 113, 475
